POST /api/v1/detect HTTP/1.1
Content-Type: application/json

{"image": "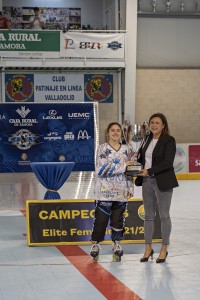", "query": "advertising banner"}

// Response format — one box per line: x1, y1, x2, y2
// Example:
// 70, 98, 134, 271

26, 199, 161, 246
34, 74, 84, 102
0, 103, 95, 173
60, 32, 125, 58
189, 145, 200, 172
4, 73, 113, 103
0, 30, 60, 58
174, 144, 187, 174
0, 30, 125, 59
